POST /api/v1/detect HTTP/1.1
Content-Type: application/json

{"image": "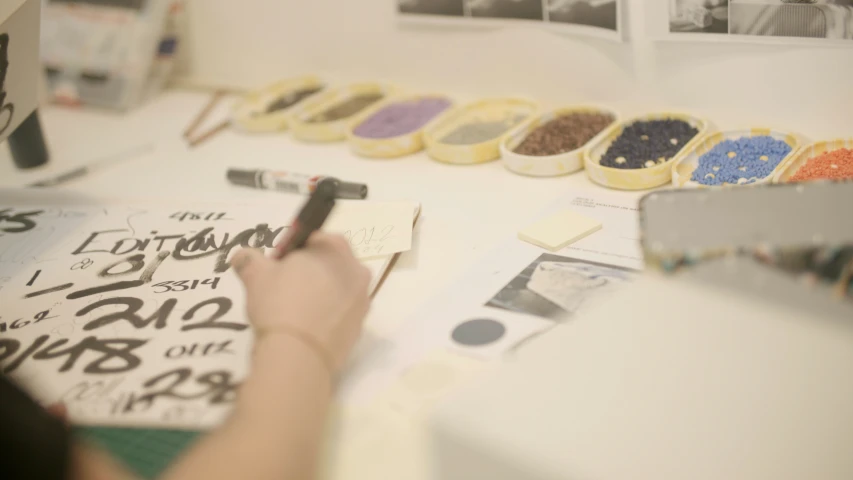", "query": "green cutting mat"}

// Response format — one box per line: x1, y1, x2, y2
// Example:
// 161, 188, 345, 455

75, 427, 201, 479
